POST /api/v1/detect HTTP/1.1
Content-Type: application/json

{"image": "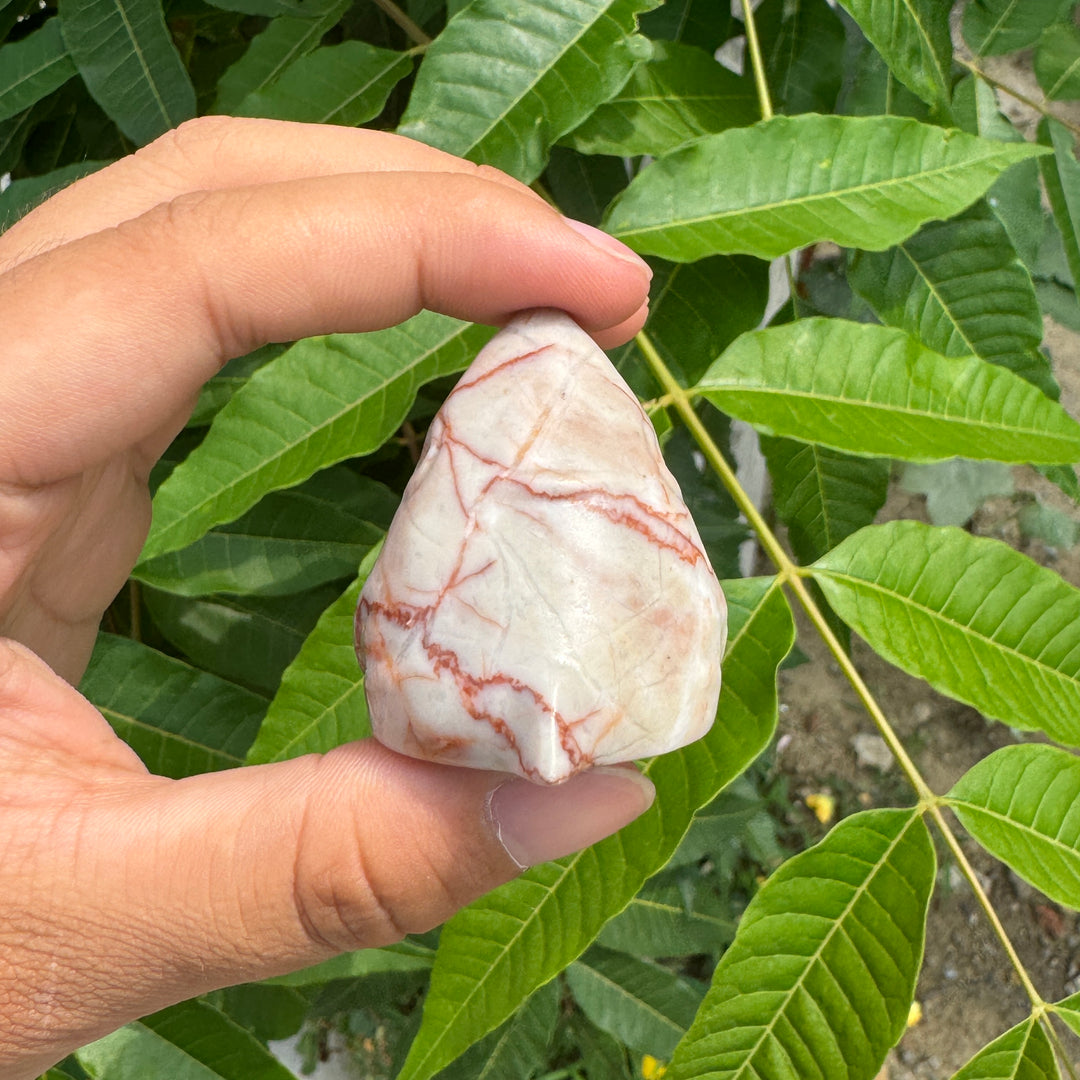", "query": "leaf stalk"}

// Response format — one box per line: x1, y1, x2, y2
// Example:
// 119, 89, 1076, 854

739, 0, 773, 122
